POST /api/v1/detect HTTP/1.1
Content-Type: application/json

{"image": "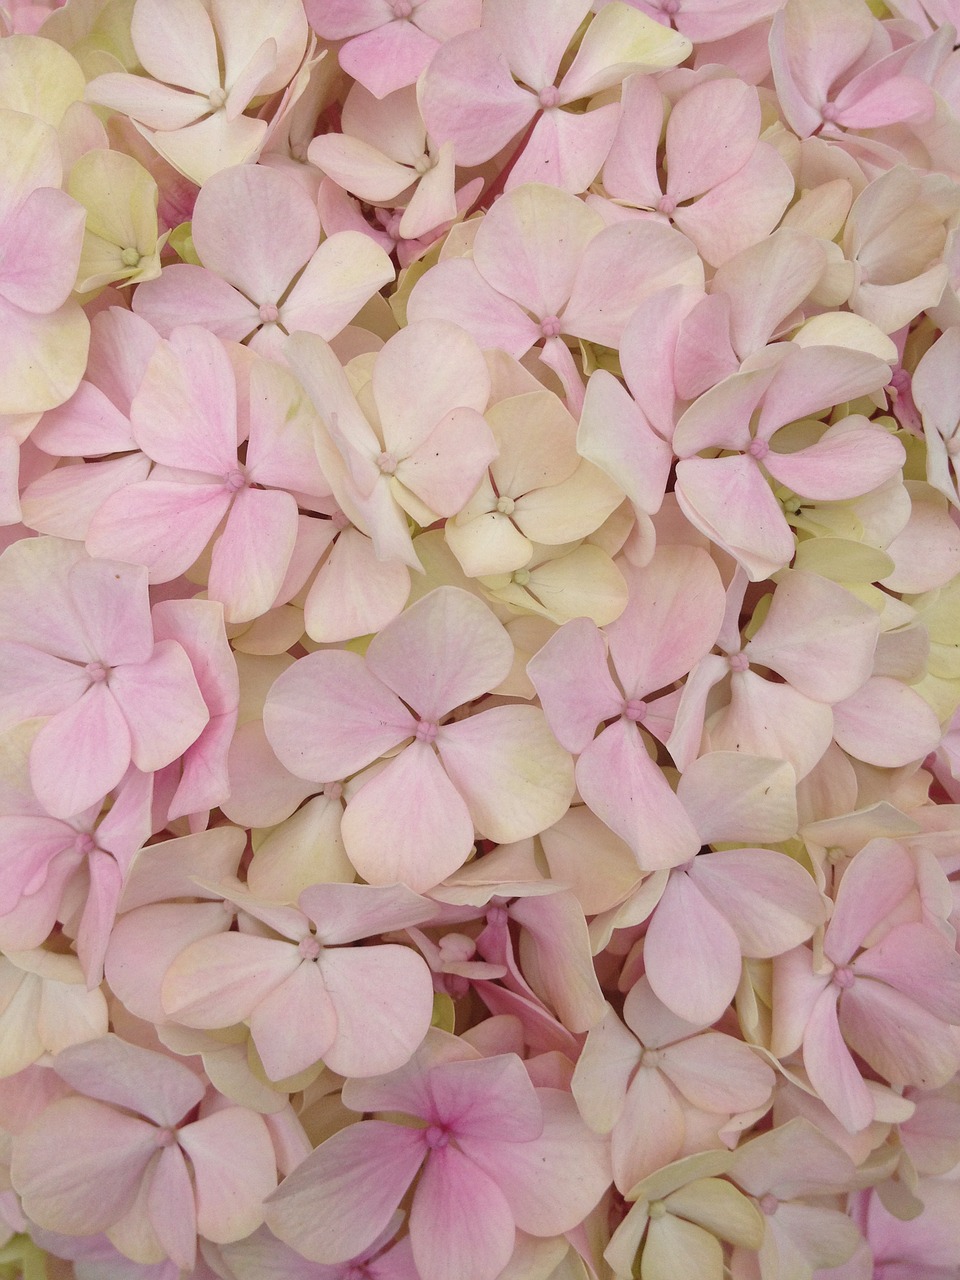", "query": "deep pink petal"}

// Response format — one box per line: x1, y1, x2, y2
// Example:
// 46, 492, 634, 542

854, 922, 960, 1022
410, 1143, 516, 1280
